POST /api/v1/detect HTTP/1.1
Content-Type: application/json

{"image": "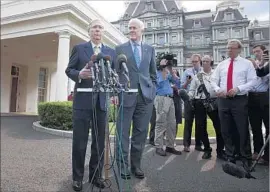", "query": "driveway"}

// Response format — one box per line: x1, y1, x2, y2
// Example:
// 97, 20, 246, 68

1, 116, 269, 192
